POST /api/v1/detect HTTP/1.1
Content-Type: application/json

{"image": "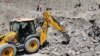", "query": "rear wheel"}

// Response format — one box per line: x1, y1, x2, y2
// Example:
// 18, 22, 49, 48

25, 38, 40, 53
0, 43, 16, 56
